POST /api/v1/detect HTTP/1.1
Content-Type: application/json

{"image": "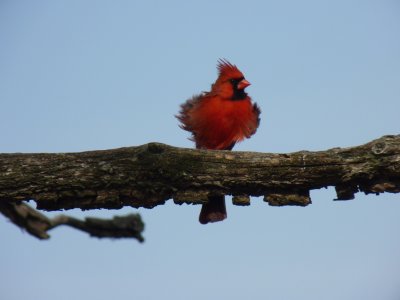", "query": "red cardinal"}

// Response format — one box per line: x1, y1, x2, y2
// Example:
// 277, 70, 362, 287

177, 59, 261, 224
